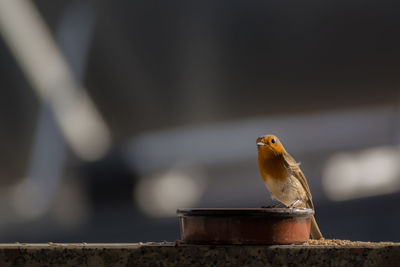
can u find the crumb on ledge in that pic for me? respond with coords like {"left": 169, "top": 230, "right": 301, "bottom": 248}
{"left": 302, "top": 238, "right": 395, "bottom": 246}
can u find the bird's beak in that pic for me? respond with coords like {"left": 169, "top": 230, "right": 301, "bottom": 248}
{"left": 257, "top": 142, "right": 265, "bottom": 146}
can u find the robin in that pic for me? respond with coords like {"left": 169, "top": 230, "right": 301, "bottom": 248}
{"left": 256, "top": 135, "right": 323, "bottom": 239}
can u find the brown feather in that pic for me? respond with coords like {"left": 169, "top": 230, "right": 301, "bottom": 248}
{"left": 282, "top": 152, "right": 323, "bottom": 239}
{"left": 282, "top": 152, "right": 314, "bottom": 209}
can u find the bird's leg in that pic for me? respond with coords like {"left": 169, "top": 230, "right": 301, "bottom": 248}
{"left": 288, "top": 200, "right": 300, "bottom": 209}
{"left": 261, "top": 202, "right": 285, "bottom": 208}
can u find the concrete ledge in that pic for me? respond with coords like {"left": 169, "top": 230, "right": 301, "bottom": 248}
{"left": 1, "top": 242, "right": 399, "bottom": 266}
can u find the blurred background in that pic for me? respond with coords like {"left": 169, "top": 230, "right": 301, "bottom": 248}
{"left": 0, "top": 0, "right": 400, "bottom": 242}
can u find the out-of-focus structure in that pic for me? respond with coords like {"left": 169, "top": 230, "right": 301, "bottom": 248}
{"left": 0, "top": 0, "right": 400, "bottom": 242}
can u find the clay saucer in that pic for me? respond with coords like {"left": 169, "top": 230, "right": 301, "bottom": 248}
{"left": 177, "top": 208, "right": 313, "bottom": 244}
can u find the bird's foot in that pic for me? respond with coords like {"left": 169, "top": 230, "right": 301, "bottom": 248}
{"left": 287, "top": 200, "right": 300, "bottom": 209}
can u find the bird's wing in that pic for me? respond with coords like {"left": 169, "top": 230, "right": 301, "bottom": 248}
{"left": 282, "top": 152, "right": 314, "bottom": 209}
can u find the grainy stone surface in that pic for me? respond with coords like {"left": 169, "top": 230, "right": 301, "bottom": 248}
{"left": 0, "top": 242, "right": 399, "bottom": 266}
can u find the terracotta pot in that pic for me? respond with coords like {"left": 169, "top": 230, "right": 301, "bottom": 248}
{"left": 177, "top": 208, "right": 313, "bottom": 245}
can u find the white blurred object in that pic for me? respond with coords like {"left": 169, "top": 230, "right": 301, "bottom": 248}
{"left": 323, "top": 146, "right": 400, "bottom": 201}
{"left": 0, "top": 0, "right": 106, "bottom": 221}
{"left": 11, "top": 178, "right": 50, "bottom": 219}
{"left": 135, "top": 164, "right": 207, "bottom": 217}
{"left": 126, "top": 106, "right": 395, "bottom": 173}
{"left": 0, "top": 0, "right": 110, "bottom": 161}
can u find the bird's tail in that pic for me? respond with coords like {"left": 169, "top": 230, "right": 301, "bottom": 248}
{"left": 310, "top": 215, "right": 323, "bottom": 239}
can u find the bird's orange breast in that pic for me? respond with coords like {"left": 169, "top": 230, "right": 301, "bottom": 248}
{"left": 258, "top": 153, "right": 288, "bottom": 182}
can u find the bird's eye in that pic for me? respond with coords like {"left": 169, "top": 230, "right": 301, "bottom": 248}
{"left": 271, "top": 138, "right": 276, "bottom": 144}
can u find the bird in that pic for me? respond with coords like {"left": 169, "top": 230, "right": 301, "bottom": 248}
{"left": 256, "top": 134, "right": 323, "bottom": 239}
